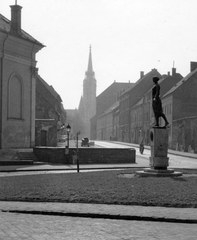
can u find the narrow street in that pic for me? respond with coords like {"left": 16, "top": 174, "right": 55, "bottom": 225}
{"left": 94, "top": 140, "right": 197, "bottom": 169}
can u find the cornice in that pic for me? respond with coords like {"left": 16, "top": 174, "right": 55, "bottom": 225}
{"left": 2, "top": 51, "right": 36, "bottom": 66}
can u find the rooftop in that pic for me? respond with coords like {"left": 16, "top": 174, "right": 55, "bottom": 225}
{"left": 0, "top": 13, "right": 44, "bottom": 46}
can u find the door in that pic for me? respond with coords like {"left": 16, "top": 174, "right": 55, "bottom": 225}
{"left": 41, "top": 130, "right": 47, "bottom": 146}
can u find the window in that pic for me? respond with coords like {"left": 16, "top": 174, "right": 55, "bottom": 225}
{"left": 8, "top": 75, "right": 23, "bottom": 119}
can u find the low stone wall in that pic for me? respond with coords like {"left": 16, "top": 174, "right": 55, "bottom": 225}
{"left": 33, "top": 147, "right": 136, "bottom": 164}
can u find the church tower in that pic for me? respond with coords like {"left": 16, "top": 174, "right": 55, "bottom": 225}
{"left": 78, "top": 46, "right": 96, "bottom": 138}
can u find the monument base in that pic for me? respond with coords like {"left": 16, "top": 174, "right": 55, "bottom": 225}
{"left": 135, "top": 127, "right": 183, "bottom": 177}
{"left": 135, "top": 168, "right": 183, "bottom": 177}
{"left": 149, "top": 156, "right": 169, "bottom": 169}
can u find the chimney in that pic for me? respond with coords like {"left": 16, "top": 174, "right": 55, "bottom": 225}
{"left": 172, "top": 68, "right": 176, "bottom": 77}
{"left": 10, "top": 4, "right": 22, "bottom": 34}
{"left": 190, "top": 62, "right": 197, "bottom": 72}
{"left": 140, "top": 71, "right": 144, "bottom": 79}
{"left": 167, "top": 71, "right": 170, "bottom": 76}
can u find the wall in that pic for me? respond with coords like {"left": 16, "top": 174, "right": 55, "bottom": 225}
{"left": 35, "top": 119, "right": 57, "bottom": 147}
{"left": 1, "top": 42, "right": 33, "bottom": 148}
{"left": 0, "top": 31, "right": 43, "bottom": 149}
{"left": 172, "top": 117, "right": 197, "bottom": 153}
{"left": 34, "top": 147, "right": 136, "bottom": 164}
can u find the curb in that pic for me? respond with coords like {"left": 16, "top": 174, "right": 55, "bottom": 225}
{"left": 2, "top": 209, "right": 197, "bottom": 224}
{"left": 0, "top": 166, "right": 141, "bottom": 173}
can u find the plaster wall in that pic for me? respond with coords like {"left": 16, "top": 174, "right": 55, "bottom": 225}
{"left": 1, "top": 56, "right": 32, "bottom": 148}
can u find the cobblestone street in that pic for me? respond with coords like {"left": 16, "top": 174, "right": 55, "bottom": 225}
{"left": 0, "top": 211, "right": 197, "bottom": 240}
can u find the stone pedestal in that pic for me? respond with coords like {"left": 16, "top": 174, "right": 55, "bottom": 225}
{"left": 149, "top": 127, "right": 169, "bottom": 169}
{"left": 136, "top": 127, "right": 182, "bottom": 177}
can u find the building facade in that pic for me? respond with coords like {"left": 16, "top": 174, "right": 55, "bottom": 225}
{"left": 0, "top": 4, "right": 44, "bottom": 148}
{"left": 119, "top": 69, "right": 161, "bottom": 143}
{"left": 97, "top": 101, "right": 119, "bottom": 140}
{"left": 91, "top": 81, "right": 133, "bottom": 140}
{"left": 35, "top": 73, "right": 63, "bottom": 147}
{"left": 163, "top": 62, "right": 197, "bottom": 152}
{"left": 129, "top": 69, "right": 182, "bottom": 145}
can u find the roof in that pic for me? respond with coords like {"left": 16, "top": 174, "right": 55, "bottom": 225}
{"left": 97, "top": 81, "right": 133, "bottom": 99}
{"left": 132, "top": 73, "right": 183, "bottom": 108}
{"left": 122, "top": 69, "right": 161, "bottom": 95}
{"left": 163, "top": 68, "right": 197, "bottom": 97}
{"left": 0, "top": 13, "right": 44, "bottom": 46}
{"left": 144, "top": 74, "right": 182, "bottom": 96}
{"left": 99, "top": 101, "right": 119, "bottom": 118}
{"left": 36, "top": 73, "right": 62, "bottom": 102}
{"left": 133, "top": 98, "right": 143, "bottom": 107}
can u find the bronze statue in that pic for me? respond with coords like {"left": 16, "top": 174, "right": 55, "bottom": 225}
{"left": 152, "top": 76, "right": 169, "bottom": 127}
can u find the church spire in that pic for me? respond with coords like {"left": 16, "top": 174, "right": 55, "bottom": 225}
{"left": 87, "top": 45, "right": 93, "bottom": 72}
{"left": 85, "top": 45, "right": 94, "bottom": 77}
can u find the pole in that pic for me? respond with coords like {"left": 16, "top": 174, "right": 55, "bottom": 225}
{"left": 76, "top": 131, "right": 80, "bottom": 172}
{"left": 67, "top": 132, "right": 69, "bottom": 148}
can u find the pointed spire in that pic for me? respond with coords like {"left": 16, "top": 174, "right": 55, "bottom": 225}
{"left": 87, "top": 45, "right": 93, "bottom": 72}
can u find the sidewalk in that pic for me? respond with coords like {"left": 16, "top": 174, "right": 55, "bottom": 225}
{"left": 0, "top": 161, "right": 149, "bottom": 172}
{"left": 0, "top": 201, "right": 197, "bottom": 223}
{"left": 115, "top": 141, "right": 197, "bottom": 159}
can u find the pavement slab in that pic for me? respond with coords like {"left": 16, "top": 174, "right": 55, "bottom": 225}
{"left": 0, "top": 201, "right": 197, "bottom": 223}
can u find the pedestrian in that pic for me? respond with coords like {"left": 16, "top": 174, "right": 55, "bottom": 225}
{"left": 152, "top": 76, "right": 169, "bottom": 127}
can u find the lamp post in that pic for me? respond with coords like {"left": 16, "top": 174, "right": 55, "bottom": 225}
{"left": 76, "top": 131, "right": 80, "bottom": 172}
{"left": 66, "top": 124, "right": 71, "bottom": 148}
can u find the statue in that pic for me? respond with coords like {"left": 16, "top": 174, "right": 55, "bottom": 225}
{"left": 152, "top": 76, "right": 169, "bottom": 127}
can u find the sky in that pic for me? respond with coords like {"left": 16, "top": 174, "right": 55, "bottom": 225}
{"left": 2, "top": 0, "right": 197, "bottom": 109}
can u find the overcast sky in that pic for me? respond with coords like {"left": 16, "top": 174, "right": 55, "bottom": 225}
{"left": 2, "top": 0, "right": 197, "bottom": 109}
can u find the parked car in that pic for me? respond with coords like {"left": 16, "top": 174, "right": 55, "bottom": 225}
{"left": 59, "top": 135, "right": 67, "bottom": 142}
{"left": 81, "top": 137, "right": 90, "bottom": 147}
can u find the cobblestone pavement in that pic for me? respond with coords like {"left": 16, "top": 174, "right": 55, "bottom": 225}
{"left": 0, "top": 211, "right": 197, "bottom": 240}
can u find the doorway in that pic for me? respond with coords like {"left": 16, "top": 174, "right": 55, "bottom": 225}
{"left": 41, "top": 130, "right": 47, "bottom": 146}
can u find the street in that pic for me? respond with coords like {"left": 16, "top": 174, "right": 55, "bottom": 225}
{"left": 94, "top": 140, "right": 197, "bottom": 169}
{"left": 0, "top": 211, "right": 197, "bottom": 240}
{"left": 0, "top": 140, "right": 197, "bottom": 239}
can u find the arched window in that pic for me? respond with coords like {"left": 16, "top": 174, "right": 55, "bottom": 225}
{"left": 8, "top": 75, "right": 23, "bottom": 119}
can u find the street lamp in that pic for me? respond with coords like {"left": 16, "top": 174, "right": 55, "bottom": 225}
{"left": 66, "top": 124, "right": 71, "bottom": 148}
{"left": 76, "top": 131, "right": 80, "bottom": 172}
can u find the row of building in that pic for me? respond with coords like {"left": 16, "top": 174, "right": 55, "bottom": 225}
{"left": 89, "top": 63, "right": 197, "bottom": 153}
{"left": 67, "top": 43, "right": 197, "bottom": 153}
{"left": 0, "top": 4, "right": 66, "bottom": 149}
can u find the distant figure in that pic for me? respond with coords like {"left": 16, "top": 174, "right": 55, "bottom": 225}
{"left": 152, "top": 76, "right": 169, "bottom": 127}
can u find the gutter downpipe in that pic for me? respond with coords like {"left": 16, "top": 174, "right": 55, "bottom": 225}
{"left": 0, "top": 33, "right": 9, "bottom": 149}
{"left": 30, "top": 41, "right": 36, "bottom": 148}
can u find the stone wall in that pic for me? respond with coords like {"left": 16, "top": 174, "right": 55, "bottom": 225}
{"left": 33, "top": 147, "right": 136, "bottom": 164}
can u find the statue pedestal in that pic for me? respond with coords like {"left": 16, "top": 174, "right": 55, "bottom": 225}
{"left": 136, "top": 127, "right": 182, "bottom": 177}
{"left": 149, "top": 127, "right": 169, "bottom": 169}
